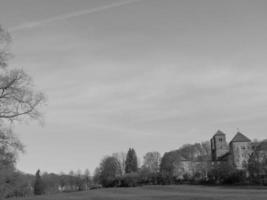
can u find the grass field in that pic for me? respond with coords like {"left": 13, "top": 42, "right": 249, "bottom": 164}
{"left": 14, "top": 185, "right": 267, "bottom": 200}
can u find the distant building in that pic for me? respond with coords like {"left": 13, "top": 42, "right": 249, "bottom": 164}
{"left": 211, "top": 130, "right": 253, "bottom": 169}
{"left": 172, "top": 130, "right": 266, "bottom": 181}
{"left": 210, "top": 130, "right": 229, "bottom": 162}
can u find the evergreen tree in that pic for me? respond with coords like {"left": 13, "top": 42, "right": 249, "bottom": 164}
{"left": 34, "top": 169, "right": 45, "bottom": 195}
{"left": 125, "top": 148, "right": 138, "bottom": 173}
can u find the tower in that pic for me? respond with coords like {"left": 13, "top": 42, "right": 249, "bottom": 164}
{"left": 211, "top": 130, "right": 229, "bottom": 161}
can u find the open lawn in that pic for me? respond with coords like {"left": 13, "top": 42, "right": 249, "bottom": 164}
{"left": 14, "top": 185, "right": 267, "bottom": 200}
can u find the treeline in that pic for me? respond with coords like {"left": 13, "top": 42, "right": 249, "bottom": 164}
{"left": 160, "top": 142, "right": 211, "bottom": 184}
{"left": 0, "top": 168, "right": 92, "bottom": 198}
{"left": 33, "top": 169, "right": 92, "bottom": 195}
{"left": 93, "top": 142, "right": 267, "bottom": 188}
{"left": 1, "top": 141, "right": 267, "bottom": 199}
{"left": 93, "top": 143, "right": 212, "bottom": 187}
{"left": 92, "top": 148, "right": 162, "bottom": 187}
{"left": 0, "top": 169, "right": 33, "bottom": 198}
{"left": 0, "top": 125, "right": 92, "bottom": 199}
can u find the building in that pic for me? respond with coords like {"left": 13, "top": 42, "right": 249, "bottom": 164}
{"left": 172, "top": 130, "right": 266, "bottom": 181}
{"left": 211, "top": 130, "right": 253, "bottom": 169}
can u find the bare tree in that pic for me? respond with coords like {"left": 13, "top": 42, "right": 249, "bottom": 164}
{"left": 142, "top": 151, "right": 161, "bottom": 173}
{"left": 0, "top": 26, "right": 46, "bottom": 123}
{"left": 112, "top": 152, "right": 126, "bottom": 175}
{"left": 0, "top": 25, "right": 46, "bottom": 199}
{"left": 0, "top": 68, "right": 46, "bottom": 122}
{"left": 0, "top": 25, "right": 45, "bottom": 159}
{"left": 84, "top": 169, "right": 91, "bottom": 190}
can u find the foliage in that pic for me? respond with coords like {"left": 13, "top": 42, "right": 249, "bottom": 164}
{"left": 33, "top": 170, "right": 92, "bottom": 194}
{"left": 4, "top": 171, "right": 33, "bottom": 198}
{"left": 0, "top": 112, "right": 25, "bottom": 199}
{"left": 142, "top": 152, "right": 161, "bottom": 174}
{"left": 97, "top": 156, "right": 121, "bottom": 187}
{"left": 248, "top": 151, "right": 267, "bottom": 184}
{"left": 112, "top": 152, "right": 126, "bottom": 175}
{"left": 84, "top": 169, "right": 92, "bottom": 190}
{"left": 125, "top": 148, "right": 138, "bottom": 174}
{"left": 0, "top": 170, "right": 33, "bottom": 199}
{"left": 119, "top": 172, "right": 140, "bottom": 187}
{"left": 160, "top": 142, "right": 211, "bottom": 184}
{"left": 93, "top": 167, "right": 101, "bottom": 185}
{"left": 34, "top": 170, "right": 45, "bottom": 195}
{"left": 139, "top": 167, "right": 161, "bottom": 185}
{"left": 160, "top": 152, "right": 176, "bottom": 184}
{"left": 207, "top": 162, "right": 246, "bottom": 184}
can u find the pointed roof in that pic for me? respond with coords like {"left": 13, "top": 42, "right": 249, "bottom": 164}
{"left": 213, "top": 130, "right": 225, "bottom": 137}
{"left": 230, "top": 132, "right": 251, "bottom": 143}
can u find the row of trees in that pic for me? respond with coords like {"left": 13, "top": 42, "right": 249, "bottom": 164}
{"left": 93, "top": 143, "right": 267, "bottom": 187}
{"left": 93, "top": 148, "right": 162, "bottom": 187}
{"left": 23, "top": 144, "right": 213, "bottom": 195}
{"left": 3, "top": 144, "right": 265, "bottom": 198}
{"left": 93, "top": 142, "right": 212, "bottom": 187}
{"left": 247, "top": 150, "right": 267, "bottom": 185}
{"left": 0, "top": 168, "right": 93, "bottom": 198}
{"left": 93, "top": 143, "right": 208, "bottom": 186}
{"left": 33, "top": 169, "right": 92, "bottom": 195}
{"left": 159, "top": 142, "right": 211, "bottom": 184}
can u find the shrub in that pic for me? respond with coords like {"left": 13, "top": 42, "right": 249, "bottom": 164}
{"left": 119, "top": 173, "right": 140, "bottom": 187}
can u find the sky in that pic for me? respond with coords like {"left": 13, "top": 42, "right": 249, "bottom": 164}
{"left": 1, "top": 0, "right": 267, "bottom": 174}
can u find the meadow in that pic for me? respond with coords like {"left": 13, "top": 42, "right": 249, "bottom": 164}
{"left": 13, "top": 185, "right": 267, "bottom": 200}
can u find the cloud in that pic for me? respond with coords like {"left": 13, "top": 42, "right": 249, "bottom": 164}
{"left": 9, "top": 0, "right": 144, "bottom": 32}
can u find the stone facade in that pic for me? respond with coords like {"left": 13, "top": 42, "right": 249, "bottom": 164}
{"left": 211, "top": 130, "right": 252, "bottom": 169}
{"left": 173, "top": 131, "right": 266, "bottom": 180}
{"left": 210, "top": 130, "right": 229, "bottom": 161}
{"left": 230, "top": 141, "right": 252, "bottom": 169}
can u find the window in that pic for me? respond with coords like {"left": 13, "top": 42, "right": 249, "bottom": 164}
{"left": 219, "top": 138, "right": 223, "bottom": 142}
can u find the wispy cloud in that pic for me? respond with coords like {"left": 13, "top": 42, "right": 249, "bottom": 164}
{"left": 9, "top": 0, "right": 144, "bottom": 32}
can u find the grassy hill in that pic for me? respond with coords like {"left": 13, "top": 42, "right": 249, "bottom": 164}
{"left": 12, "top": 185, "right": 267, "bottom": 200}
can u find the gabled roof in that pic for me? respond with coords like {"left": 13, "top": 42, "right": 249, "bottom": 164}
{"left": 230, "top": 132, "right": 251, "bottom": 143}
{"left": 214, "top": 130, "right": 225, "bottom": 137}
